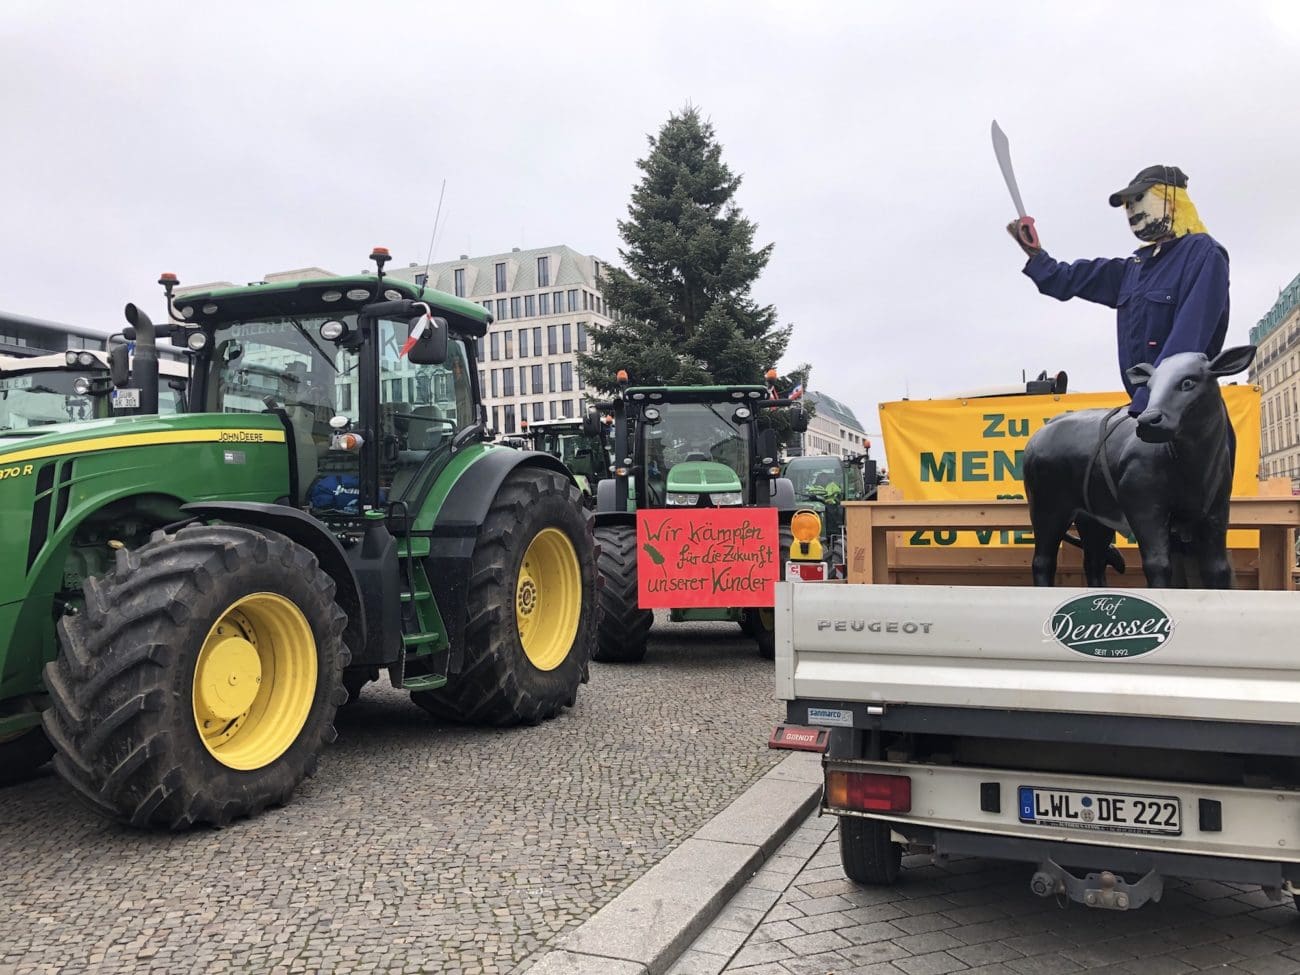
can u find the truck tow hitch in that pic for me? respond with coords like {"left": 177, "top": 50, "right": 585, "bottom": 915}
{"left": 1030, "top": 860, "right": 1164, "bottom": 911}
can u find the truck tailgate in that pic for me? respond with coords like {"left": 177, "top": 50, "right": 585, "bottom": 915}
{"left": 775, "top": 583, "right": 1300, "bottom": 724}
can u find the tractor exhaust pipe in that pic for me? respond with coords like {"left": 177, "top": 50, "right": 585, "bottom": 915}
{"left": 123, "top": 303, "right": 159, "bottom": 415}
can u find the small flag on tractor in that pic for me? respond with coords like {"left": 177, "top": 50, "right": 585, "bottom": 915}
{"left": 399, "top": 314, "right": 430, "bottom": 358}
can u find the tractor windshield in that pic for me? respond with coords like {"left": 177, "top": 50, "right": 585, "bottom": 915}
{"left": 785, "top": 457, "right": 844, "bottom": 502}
{"left": 642, "top": 402, "right": 749, "bottom": 503}
{"left": 0, "top": 371, "right": 100, "bottom": 428}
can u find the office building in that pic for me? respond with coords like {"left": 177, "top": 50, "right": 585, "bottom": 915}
{"left": 1249, "top": 272, "right": 1300, "bottom": 485}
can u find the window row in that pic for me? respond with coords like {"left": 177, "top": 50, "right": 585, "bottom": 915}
{"left": 479, "top": 362, "right": 581, "bottom": 397}
{"left": 476, "top": 323, "right": 588, "bottom": 362}
{"left": 474, "top": 288, "right": 604, "bottom": 321}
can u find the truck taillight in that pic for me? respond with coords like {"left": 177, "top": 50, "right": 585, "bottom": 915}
{"left": 826, "top": 770, "right": 912, "bottom": 813}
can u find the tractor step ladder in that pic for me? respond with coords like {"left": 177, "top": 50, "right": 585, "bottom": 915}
{"left": 392, "top": 533, "right": 450, "bottom": 692}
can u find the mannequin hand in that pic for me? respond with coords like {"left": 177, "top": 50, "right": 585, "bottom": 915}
{"left": 1006, "top": 219, "right": 1042, "bottom": 257}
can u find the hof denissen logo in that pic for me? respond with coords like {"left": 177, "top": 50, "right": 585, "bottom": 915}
{"left": 1045, "top": 593, "right": 1173, "bottom": 659}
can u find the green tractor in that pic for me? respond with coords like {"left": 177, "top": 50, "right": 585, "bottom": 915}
{"left": 0, "top": 349, "right": 190, "bottom": 427}
{"left": 591, "top": 378, "right": 813, "bottom": 662}
{"left": 0, "top": 248, "right": 597, "bottom": 826}
{"left": 520, "top": 415, "right": 612, "bottom": 507}
{"left": 781, "top": 448, "right": 879, "bottom": 578}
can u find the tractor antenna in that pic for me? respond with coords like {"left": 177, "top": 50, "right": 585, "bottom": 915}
{"left": 421, "top": 179, "right": 447, "bottom": 290}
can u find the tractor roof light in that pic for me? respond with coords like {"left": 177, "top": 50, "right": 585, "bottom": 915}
{"left": 76, "top": 351, "right": 97, "bottom": 367}
{"left": 791, "top": 510, "right": 823, "bottom": 544}
{"left": 73, "top": 377, "right": 91, "bottom": 395}
{"left": 616, "top": 369, "right": 629, "bottom": 385}
{"left": 319, "top": 320, "right": 347, "bottom": 341}
{"left": 765, "top": 368, "right": 778, "bottom": 382}
{"left": 187, "top": 331, "right": 209, "bottom": 351}
{"left": 65, "top": 351, "right": 78, "bottom": 366}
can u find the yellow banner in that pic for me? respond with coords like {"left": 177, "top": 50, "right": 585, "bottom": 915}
{"left": 879, "top": 386, "right": 1261, "bottom": 547}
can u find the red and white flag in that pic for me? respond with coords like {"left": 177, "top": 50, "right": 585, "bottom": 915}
{"left": 400, "top": 313, "right": 430, "bottom": 357}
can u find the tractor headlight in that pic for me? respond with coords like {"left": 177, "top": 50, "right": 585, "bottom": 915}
{"left": 65, "top": 351, "right": 78, "bottom": 366}
{"left": 187, "top": 331, "right": 209, "bottom": 351}
{"left": 667, "top": 492, "right": 700, "bottom": 506}
{"left": 710, "top": 491, "right": 743, "bottom": 506}
{"left": 73, "top": 377, "right": 91, "bottom": 395}
{"left": 76, "top": 351, "right": 96, "bottom": 367}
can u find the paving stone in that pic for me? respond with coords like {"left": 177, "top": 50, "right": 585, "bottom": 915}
{"left": 892, "top": 952, "right": 967, "bottom": 975}
{"left": 780, "top": 930, "right": 853, "bottom": 956}
{"left": 0, "top": 619, "right": 788, "bottom": 975}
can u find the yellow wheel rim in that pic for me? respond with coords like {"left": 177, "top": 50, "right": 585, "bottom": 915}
{"left": 192, "top": 593, "right": 317, "bottom": 771}
{"left": 515, "top": 527, "right": 582, "bottom": 672}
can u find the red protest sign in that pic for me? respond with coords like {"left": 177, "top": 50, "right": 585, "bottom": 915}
{"left": 636, "top": 507, "right": 779, "bottom": 609}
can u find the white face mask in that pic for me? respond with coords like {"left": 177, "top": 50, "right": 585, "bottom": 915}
{"left": 1125, "top": 190, "right": 1173, "bottom": 243}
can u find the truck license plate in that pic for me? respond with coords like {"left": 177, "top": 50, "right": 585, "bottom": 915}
{"left": 1018, "top": 786, "right": 1181, "bottom": 836}
{"left": 786, "top": 561, "right": 826, "bottom": 582}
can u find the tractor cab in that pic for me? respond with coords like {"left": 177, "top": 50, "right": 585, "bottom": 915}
{"left": 781, "top": 446, "right": 879, "bottom": 576}
{"left": 0, "top": 350, "right": 189, "bottom": 431}
{"left": 520, "top": 416, "right": 610, "bottom": 506}
{"left": 601, "top": 385, "right": 792, "bottom": 515}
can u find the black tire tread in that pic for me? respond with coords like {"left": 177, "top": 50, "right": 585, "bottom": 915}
{"left": 592, "top": 524, "right": 652, "bottom": 663}
{"left": 839, "top": 815, "right": 902, "bottom": 886}
{"left": 412, "top": 468, "right": 595, "bottom": 725}
{"left": 42, "top": 524, "right": 348, "bottom": 829}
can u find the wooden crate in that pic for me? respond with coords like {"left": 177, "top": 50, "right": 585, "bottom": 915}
{"left": 843, "top": 482, "right": 1299, "bottom": 591}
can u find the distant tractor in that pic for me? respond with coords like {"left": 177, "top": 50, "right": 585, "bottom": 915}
{"left": 0, "top": 249, "right": 597, "bottom": 826}
{"left": 592, "top": 375, "right": 814, "bottom": 662}
{"left": 521, "top": 414, "right": 612, "bottom": 507}
{"left": 0, "top": 349, "right": 190, "bottom": 428}
{"left": 782, "top": 448, "right": 879, "bottom": 577}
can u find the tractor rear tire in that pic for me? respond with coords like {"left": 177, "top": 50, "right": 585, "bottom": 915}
{"left": 411, "top": 467, "right": 595, "bottom": 725}
{"left": 753, "top": 525, "right": 794, "bottom": 660}
{"left": 0, "top": 727, "right": 55, "bottom": 786}
{"left": 839, "top": 815, "right": 902, "bottom": 886}
{"left": 591, "top": 524, "right": 652, "bottom": 663}
{"left": 42, "top": 525, "right": 348, "bottom": 829}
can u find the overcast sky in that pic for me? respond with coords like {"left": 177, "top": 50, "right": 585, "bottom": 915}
{"left": 4, "top": 1, "right": 1300, "bottom": 440}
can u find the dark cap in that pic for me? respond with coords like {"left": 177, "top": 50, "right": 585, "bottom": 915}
{"left": 1109, "top": 165, "right": 1188, "bottom": 207}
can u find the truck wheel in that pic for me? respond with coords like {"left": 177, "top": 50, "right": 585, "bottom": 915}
{"left": 839, "top": 815, "right": 902, "bottom": 886}
{"left": 42, "top": 525, "right": 348, "bottom": 829}
{"left": 412, "top": 467, "right": 596, "bottom": 725}
{"left": 0, "top": 727, "right": 55, "bottom": 786}
{"left": 753, "top": 525, "right": 794, "bottom": 659}
{"left": 591, "top": 524, "right": 652, "bottom": 663}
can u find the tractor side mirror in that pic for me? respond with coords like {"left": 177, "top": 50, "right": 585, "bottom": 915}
{"left": 790, "top": 405, "right": 810, "bottom": 434}
{"left": 755, "top": 429, "right": 780, "bottom": 469}
{"left": 406, "top": 315, "right": 449, "bottom": 365}
{"left": 108, "top": 343, "right": 130, "bottom": 388}
{"left": 582, "top": 407, "right": 602, "bottom": 437}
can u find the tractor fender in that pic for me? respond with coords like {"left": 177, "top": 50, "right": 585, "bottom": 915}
{"left": 771, "top": 476, "right": 797, "bottom": 511}
{"left": 429, "top": 448, "right": 576, "bottom": 673}
{"left": 180, "top": 501, "right": 366, "bottom": 655}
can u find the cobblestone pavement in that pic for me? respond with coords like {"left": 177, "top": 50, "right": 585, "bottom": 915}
{"left": 0, "top": 617, "right": 784, "bottom": 975}
{"left": 671, "top": 810, "right": 1300, "bottom": 975}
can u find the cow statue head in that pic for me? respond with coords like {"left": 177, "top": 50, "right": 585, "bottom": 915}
{"left": 1126, "top": 346, "right": 1256, "bottom": 444}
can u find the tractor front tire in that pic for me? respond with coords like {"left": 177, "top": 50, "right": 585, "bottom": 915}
{"left": 43, "top": 525, "right": 348, "bottom": 829}
{"left": 412, "top": 467, "right": 596, "bottom": 725}
{"left": 592, "top": 524, "right": 653, "bottom": 663}
{"left": 0, "top": 727, "right": 55, "bottom": 786}
{"left": 839, "top": 815, "right": 902, "bottom": 886}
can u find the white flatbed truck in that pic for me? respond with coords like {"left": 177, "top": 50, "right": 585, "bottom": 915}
{"left": 775, "top": 581, "right": 1300, "bottom": 910}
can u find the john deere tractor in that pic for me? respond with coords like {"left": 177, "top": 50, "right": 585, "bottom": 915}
{"left": 0, "top": 248, "right": 597, "bottom": 826}
{"left": 782, "top": 449, "right": 879, "bottom": 577}
{"left": 591, "top": 378, "right": 814, "bottom": 662}
{"left": 520, "top": 414, "right": 611, "bottom": 507}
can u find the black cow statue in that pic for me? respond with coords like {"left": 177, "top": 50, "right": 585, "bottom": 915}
{"left": 1024, "top": 345, "right": 1256, "bottom": 589}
